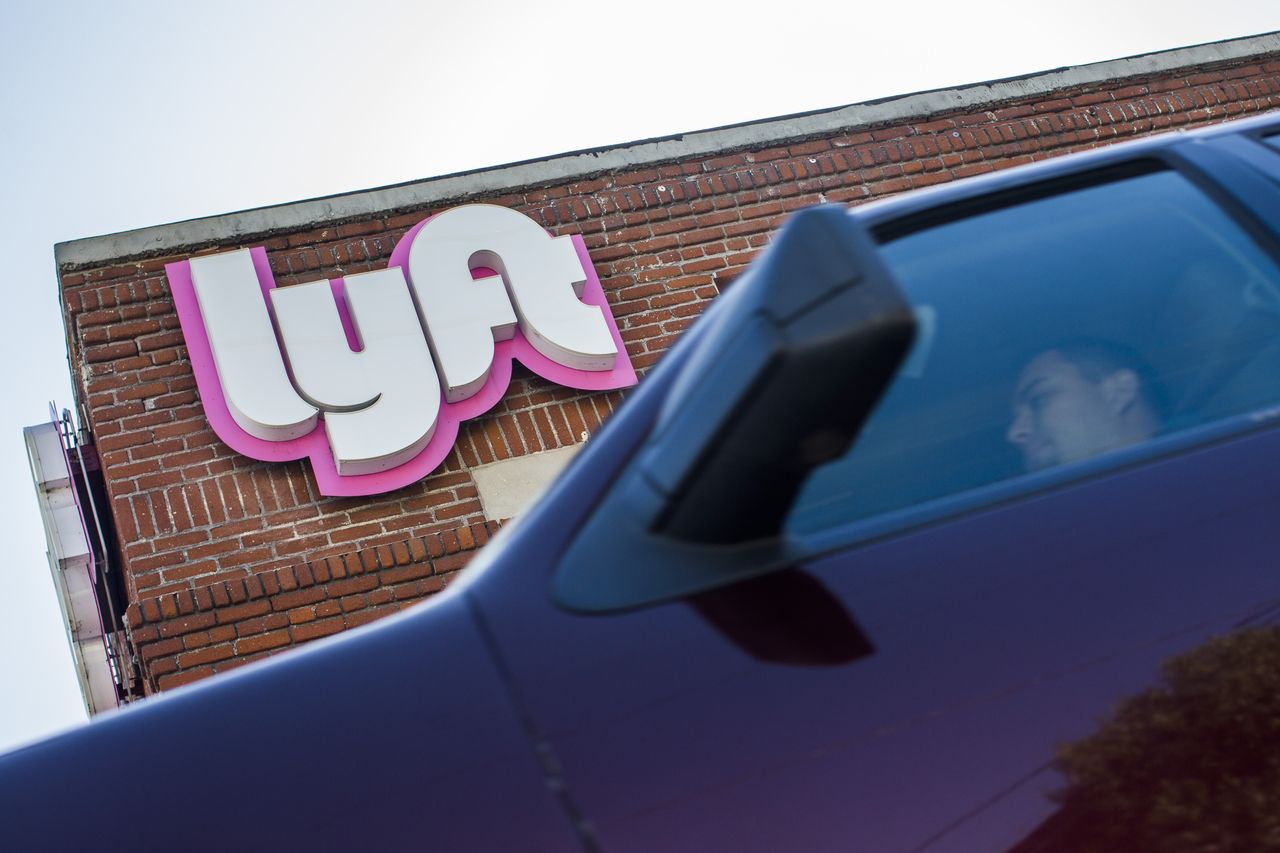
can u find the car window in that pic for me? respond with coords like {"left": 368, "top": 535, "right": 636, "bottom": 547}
{"left": 787, "top": 167, "right": 1280, "bottom": 535}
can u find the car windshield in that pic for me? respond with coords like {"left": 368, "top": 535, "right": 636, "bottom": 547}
{"left": 788, "top": 167, "right": 1280, "bottom": 535}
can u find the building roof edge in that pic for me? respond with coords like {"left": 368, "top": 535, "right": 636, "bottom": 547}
{"left": 55, "top": 31, "right": 1280, "bottom": 269}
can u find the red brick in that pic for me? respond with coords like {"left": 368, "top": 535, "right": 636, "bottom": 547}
{"left": 347, "top": 608, "right": 392, "bottom": 629}
{"left": 310, "top": 560, "right": 331, "bottom": 583}
{"left": 315, "top": 601, "right": 342, "bottom": 619}
{"left": 434, "top": 553, "right": 471, "bottom": 574}
{"left": 271, "top": 587, "right": 326, "bottom": 611}
{"left": 375, "top": 545, "right": 394, "bottom": 570}
{"left": 342, "top": 554, "right": 362, "bottom": 577}
{"left": 85, "top": 341, "right": 138, "bottom": 363}
{"left": 277, "top": 567, "right": 299, "bottom": 592}
{"left": 288, "top": 607, "right": 316, "bottom": 625}
{"left": 157, "top": 667, "right": 215, "bottom": 691}
{"left": 292, "top": 617, "right": 345, "bottom": 643}
{"left": 177, "top": 644, "right": 234, "bottom": 668}
{"left": 214, "top": 599, "right": 271, "bottom": 625}
{"left": 329, "top": 575, "right": 379, "bottom": 597}
{"left": 380, "top": 562, "right": 432, "bottom": 585}
{"left": 390, "top": 541, "right": 411, "bottom": 566}
{"left": 235, "top": 630, "right": 291, "bottom": 655}
{"left": 290, "top": 561, "right": 313, "bottom": 587}
{"left": 148, "top": 658, "right": 177, "bottom": 678}
{"left": 183, "top": 631, "right": 211, "bottom": 650}
{"left": 140, "top": 637, "right": 183, "bottom": 662}
{"left": 157, "top": 611, "right": 217, "bottom": 638}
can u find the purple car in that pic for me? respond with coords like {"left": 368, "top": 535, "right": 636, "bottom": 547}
{"left": 7, "top": 112, "right": 1280, "bottom": 852}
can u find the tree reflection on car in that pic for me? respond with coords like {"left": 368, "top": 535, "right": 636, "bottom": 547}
{"left": 1014, "top": 623, "right": 1280, "bottom": 852}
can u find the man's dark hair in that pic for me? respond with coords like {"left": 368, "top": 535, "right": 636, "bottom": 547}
{"left": 1050, "top": 338, "right": 1168, "bottom": 421}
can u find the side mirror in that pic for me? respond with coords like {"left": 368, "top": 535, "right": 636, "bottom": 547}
{"left": 640, "top": 205, "right": 917, "bottom": 544}
{"left": 554, "top": 205, "right": 916, "bottom": 612}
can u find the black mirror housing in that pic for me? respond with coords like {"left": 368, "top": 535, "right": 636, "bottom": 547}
{"left": 554, "top": 204, "right": 915, "bottom": 612}
{"left": 643, "top": 205, "right": 917, "bottom": 543}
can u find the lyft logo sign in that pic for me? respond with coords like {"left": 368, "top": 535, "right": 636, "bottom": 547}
{"left": 166, "top": 204, "right": 636, "bottom": 496}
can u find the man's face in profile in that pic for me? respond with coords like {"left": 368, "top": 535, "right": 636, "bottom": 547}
{"left": 1007, "top": 350, "right": 1146, "bottom": 471}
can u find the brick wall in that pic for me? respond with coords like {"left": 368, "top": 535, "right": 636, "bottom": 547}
{"left": 124, "top": 522, "right": 497, "bottom": 692}
{"left": 57, "top": 51, "right": 1280, "bottom": 696}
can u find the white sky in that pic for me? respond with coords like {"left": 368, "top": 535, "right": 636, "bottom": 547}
{"left": 1, "top": 0, "right": 1276, "bottom": 754}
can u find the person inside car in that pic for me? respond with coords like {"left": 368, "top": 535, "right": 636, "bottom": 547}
{"left": 1007, "top": 340, "right": 1164, "bottom": 472}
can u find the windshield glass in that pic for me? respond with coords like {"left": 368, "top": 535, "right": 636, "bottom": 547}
{"left": 788, "top": 168, "right": 1280, "bottom": 535}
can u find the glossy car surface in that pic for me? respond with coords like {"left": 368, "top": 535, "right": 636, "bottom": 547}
{"left": 6, "top": 112, "right": 1280, "bottom": 852}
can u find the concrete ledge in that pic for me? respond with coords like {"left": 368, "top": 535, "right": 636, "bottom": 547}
{"left": 55, "top": 31, "right": 1280, "bottom": 270}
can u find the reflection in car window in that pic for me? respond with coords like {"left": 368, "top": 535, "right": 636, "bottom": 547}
{"left": 788, "top": 169, "right": 1280, "bottom": 535}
